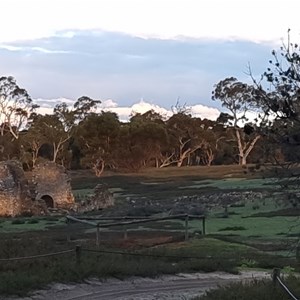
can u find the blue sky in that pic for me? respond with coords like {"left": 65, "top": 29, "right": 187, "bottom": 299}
{"left": 1, "top": 0, "right": 299, "bottom": 119}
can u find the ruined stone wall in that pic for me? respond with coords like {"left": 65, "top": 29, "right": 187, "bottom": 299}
{"left": 0, "top": 161, "right": 31, "bottom": 217}
{"left": 78, "top": 183, "right": 114, "bottom": 213}
{"left": 32, "top": 162, "right": 74, "bottom": 209}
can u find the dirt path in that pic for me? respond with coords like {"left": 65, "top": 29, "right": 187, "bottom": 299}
{"left": 5, "top": 271, "right": 270, "bottom": 300}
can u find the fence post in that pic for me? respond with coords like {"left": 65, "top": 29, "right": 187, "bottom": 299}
{"left": 296, "top": 246, "right": 300, "bottom": 262}
{"left": 185, "top": 214, "right": 189, "bottom": 241}
{"left": 96, "top": 225, "right": 100, "bottom": 247}
{"left": 202, "top": 217, "right": 206, "bottom": 235}
{"left": 66, "top": 218, "right": 71, "bottom": 242}
{"left": 75, "top": 245, "right": 81, "bottom": 265}
{"left": 123, "top": 227, "right": 128, "bottom": 240}
{"left": 272, "top": 268, "right": 280, "bottom": 286}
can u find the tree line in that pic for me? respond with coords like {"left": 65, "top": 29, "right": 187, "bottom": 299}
{"left": 1, "top": 31, "right": 300, "bottom": 175}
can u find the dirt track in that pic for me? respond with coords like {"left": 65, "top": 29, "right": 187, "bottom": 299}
{"left": 7, "top": 271, "right": 270, "bottom": 300}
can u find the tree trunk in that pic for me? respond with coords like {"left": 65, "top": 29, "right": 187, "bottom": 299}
{"left": 235, "top": 128, "right": 260, "bottom": 166}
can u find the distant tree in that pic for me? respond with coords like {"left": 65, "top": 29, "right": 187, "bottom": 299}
{"left": 77, "top": 111, "right": 120, "bottom": 176}
{"left": 129, "top": 110, "right": 167, "bottom": 168}
{"left": 25, "top": 114, "right": 72, "bottom": 164}
{"left": 212, "top": 77, "right": 262, "bottom": 166}
{"left": 0, "top": 76, "right": 38, "bottom": 139}
{"left": 163, "top": 113, "right": 213, "bottom": 167}
{"left": 73, "top": 96, "right": 101, "bottom": 122}
{"left": 196, "top": 119, "right": 226, "bottom": 166}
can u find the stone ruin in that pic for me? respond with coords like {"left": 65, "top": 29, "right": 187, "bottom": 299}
{"left": 78, "top": 183, "right": 114, "bottom": 213}
{"left": 31, "top": 162, "right": 75, "bottom": 211}
{"left": 0, "top": 160, "right": 115, "bottom": 217}
{"left": 0, "top": 161, "right": 32, "bottom": 217}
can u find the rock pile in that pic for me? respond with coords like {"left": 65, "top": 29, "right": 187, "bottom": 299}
{"left": 78, "top": 183, "right": 114, "bottom": 213}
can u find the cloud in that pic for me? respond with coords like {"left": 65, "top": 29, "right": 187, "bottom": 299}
{"left": 35, "top": 98, "right": 220, "bottom": 122}
{"left": 0, "top": 30, "right": 273, "bottom": 110}
{"left": 100, "top": 99, "right": 118, "bottom": 109}
{"left": 190, "top": 104, "right": 220, "bottom": 120}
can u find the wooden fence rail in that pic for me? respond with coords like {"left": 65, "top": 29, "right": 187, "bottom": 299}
{"left": 66, "top": 214, "right": 206, "bottom": 246}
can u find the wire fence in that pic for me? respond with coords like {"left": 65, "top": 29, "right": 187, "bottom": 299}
{"left": 0, "top": 247, "right": 299, "bottom": 299}
{"left": 0, "top": 249, "right": 74, "bottom": 262}
{"left": 272, "top": 268, "right": 299, "bottom": 300}
{"left": 66, "top": 214, "right": 206, "bottom": 246}
{"left": 0, "top": 246, "right": 228, "bottom": 263}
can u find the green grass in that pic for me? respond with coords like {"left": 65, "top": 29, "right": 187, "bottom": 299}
{"left": 1, "top": 166, "right": 299, "bottom": 296}
{"left": 0, "top": 236, "right": 294, "bottom": 296}
{"left": 196, "top": 276, "right": 300, "bottom": 300}
{"left": 0, "top": 217, "right": 65, "bottom": 232}
{"left": 180, "top": 178, "right": 276, "bottom": 190}
{"left": 205, "top": 215, "right": 300, "bottom": 237}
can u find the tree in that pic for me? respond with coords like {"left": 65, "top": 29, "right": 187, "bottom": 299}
{"left": 249, "top": 30, "right": 300, "bottom": 165}
{"left": 163, "top": 113, "right": 210, "bottom": 167}
{"left": 196, "top": 119, "right": 226, "bottom": 166}
{"left": 212, "top": 77, "right": 261, "bottom": 166}
{"left": 73, "top": 96, "right": 101, "bottom": 122}
{"left": 0, "top": 76, "right": 38, "bottom": 139}
{"left": 129, "top": 110, "right": 167, "bottom": 168}
{"left": 77, "top": 111, "right": 120, "bottom": 176}
{"left": 25, "top": 114, "right": 72, "bottom": 164}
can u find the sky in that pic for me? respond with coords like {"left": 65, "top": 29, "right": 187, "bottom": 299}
{"left": 1, "top": 0, "right": 300, "bottom": 120}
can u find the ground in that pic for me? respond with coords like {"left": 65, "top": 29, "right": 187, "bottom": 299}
{"left": 0, "top": 165, "right": 299, "bottom": 298}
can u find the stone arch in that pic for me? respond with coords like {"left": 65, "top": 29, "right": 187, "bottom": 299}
{"left": 41, "top": 195, "right": 54, "bottom": 208}
{"left": 36, "top": 193, "right": 55, "bottom": 208}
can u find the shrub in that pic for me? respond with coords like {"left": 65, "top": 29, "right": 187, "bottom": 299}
{"left": 44, "top": 217, "right": 59, "bottom": 222}
{"left": 218, "top": 226, "right": 246, "bottom": 231}
{"left": 11, "top": 219, "right": 25, "bottom": 225}
{"left": 26, "top": 219, "right": 39, "bottom": 224}
{"left": 195, "top": 277, "right": 300, "bottom": 300}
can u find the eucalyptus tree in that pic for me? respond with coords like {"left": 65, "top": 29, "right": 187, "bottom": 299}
{"left": 0, "top": 76, "right": 38, "bottom": 139}
{"left": 129, "top": 110, "right": 167, "bottom": 168}
{"left": 212, "top": 77, "right": 261, "bottom": 166}
{"left": 249, "top": 30, "right": 300, "bottom": 165}
{"left": 24, "top": 114, "right": 72, "bottom": 164}
{"left": 77, "top": 111, "right": 120, "bottom": 176}
{"left": 164, "top": 113, "right": 213, "bottom": 167}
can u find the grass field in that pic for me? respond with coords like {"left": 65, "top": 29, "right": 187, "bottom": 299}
{"left": 0, "top": 165, "right": 300, "bottom": 296}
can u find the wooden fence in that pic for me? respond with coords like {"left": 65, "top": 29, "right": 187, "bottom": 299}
{"left": 66, "top": 214, "right": 206, "bottom": 246}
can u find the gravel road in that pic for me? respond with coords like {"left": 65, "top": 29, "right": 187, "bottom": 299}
{"left": 4, "top": 271, "right": 270, "bottom": 300}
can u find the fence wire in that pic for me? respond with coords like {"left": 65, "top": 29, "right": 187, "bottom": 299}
{"left": 276, "top": 275, "right": 299, "bottom": 300}
{"left": 0, "top": 249, "right": 74, "bottom": 262}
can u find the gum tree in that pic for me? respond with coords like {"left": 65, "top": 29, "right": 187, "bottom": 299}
{"left": 212, "top": 77, "right": 261, "bottom": 166}
{"left": 0, "top": 76, "right": 38, "bottom": 139}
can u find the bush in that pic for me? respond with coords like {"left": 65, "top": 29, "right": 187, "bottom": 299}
{"left": 43, "top": 216, "right": 59, "bottom": 222}
{"left": 196, "top": 277, "right": 300, "bottom": 300}
{"left": 26, "top": 219, "right": 39, "bottom": 224}
{"left": 11, "top": 219, "right": 25, "bottom": 225}
{"left": 218, "top": 226, "right": 246, "bottom": 231}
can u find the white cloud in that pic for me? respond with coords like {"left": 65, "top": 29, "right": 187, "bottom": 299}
{"left": 104, "top": 100, "right": 173, "bottom": 122}
{"left": 0, "top": 0, "right": 298, "bottom": 44}
{"left": 34, "top": 98, "right": 220, "bottom": 122}
{"left": 100, "top": 99, "right": 118, "bottom": 109}
{"left": 190, "top": 104, "right": 220, "bottom": 120}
